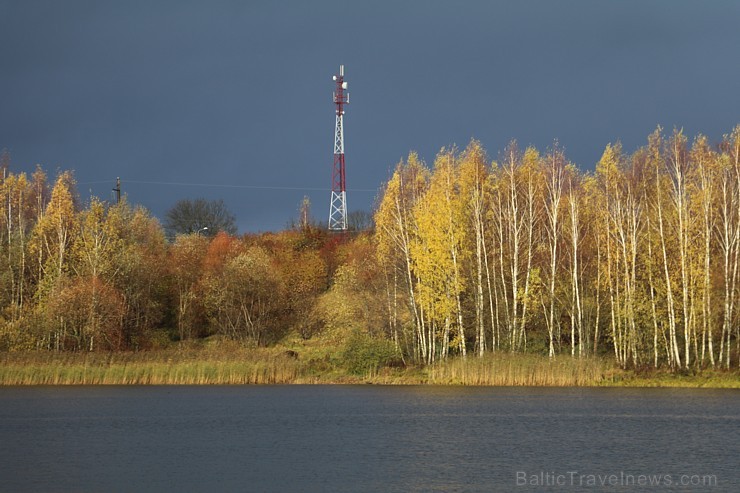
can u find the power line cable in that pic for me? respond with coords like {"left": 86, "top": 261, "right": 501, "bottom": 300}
{"left": 77, "top": 179, "right": 377, "bottom": 193}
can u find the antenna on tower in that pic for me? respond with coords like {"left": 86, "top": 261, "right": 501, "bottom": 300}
{"left": 328, "top": 64, "right": 349, "bottom": 231}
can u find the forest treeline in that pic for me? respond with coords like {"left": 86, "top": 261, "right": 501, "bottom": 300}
{"left": 0, "top": 163, "right": 334, "bottom": 353}
{"left": 1, "top": 126, "right": 739, "bottom": 371}
{"left": 376, "top": 126, "right": 740, "bottom": 370}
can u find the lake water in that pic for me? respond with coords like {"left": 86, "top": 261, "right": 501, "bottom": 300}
{"left": 0, "top": 386, "right": 738, "bottom": 492}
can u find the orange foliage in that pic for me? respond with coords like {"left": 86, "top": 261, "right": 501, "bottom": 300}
{"left": 203, "top": 231, "right": 241, "bottom": 273}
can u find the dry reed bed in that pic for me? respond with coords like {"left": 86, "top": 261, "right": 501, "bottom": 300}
{"left": 0, "top": 350, "right": 608, "bottom": 386}
{"left": 426, "top": 354, "right": 609, "bottom": 386}
{"left": 2, "top": 350, "right": 737, "bottom": 386}
{"left": 0, "top": 349, "right": 300, "bottom": 385}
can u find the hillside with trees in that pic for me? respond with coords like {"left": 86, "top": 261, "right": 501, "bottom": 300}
{"left": 1, "top": 126, "right": 740, "bottom": 377}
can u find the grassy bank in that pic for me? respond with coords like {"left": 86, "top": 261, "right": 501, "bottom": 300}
{"left": 1, "top": 345, "right": 739, "bottom": 387}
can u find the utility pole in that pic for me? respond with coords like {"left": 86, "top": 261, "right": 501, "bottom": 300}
{"left": 300, "top": 195, "right": 311, "bottom": 231}
{"left": 328, "top": 65, "right": 349, "bottom": 231}
{"left": 112, "top": 177, "right": 121, "bottom": 204}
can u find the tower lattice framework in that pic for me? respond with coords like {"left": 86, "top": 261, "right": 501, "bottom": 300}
{"left": 328, "top": 65, "right": 349, "bottom": 231}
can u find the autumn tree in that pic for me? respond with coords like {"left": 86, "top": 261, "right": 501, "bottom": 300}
{"left": 542, "top": 144, "right": 566, "bottom": 357}
{"left": 718, "top": 126, "right": 740, "bottom": 368}
{"left": 564, "top": 163, "right": 585, "bottom": 357}
{"left": 374, "top": 152, "right": 429, "bottom": 361}
{"left": 412, "top": 148, "right": 467, "bottom": 360}
{"left": 29, "top": 171, "right": 78, "bottom": 283}
{"left": 491, "top": 143, "right": 542, "bottom": 352}
{"left": 113, "top": 203, "right": 169, "bottom": 346}
{"left": 458, "top": 140, "right": 492, "bottom": 356}
{"left": 203, "top": 245, "right": 284, "bottom": 345}
{"left": 170, "top": 234, "right": 209, "bottom": 341}
{"left": 0, "top": 169, "right": 40, "bottom": 320}
{"left": 43, "top": 276, "right": 125, "bottom": 351}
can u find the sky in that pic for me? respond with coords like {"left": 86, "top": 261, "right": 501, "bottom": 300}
{"left": 1, "top": 0, "right": 739, "bottom": 232}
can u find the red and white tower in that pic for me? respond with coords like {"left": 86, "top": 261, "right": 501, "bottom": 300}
{"left": 328, "top": 64, "right": 349, "bottom": 231}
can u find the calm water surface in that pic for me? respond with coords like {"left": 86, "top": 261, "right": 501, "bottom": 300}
{"left": 0, "top": 386, "right": 738, "bottom": 492}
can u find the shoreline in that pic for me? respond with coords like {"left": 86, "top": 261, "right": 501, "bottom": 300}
{"left": 1, "top": 349, "right": 738, "bottom": 388}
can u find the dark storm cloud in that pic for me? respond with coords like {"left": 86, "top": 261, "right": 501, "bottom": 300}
{"left": 2, "top": 0, "right": 739, "bottom": 232}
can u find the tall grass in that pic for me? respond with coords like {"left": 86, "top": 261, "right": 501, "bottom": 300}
{"left": 426, "top": 353, "right": 611, "bottom": 386}
{"left": 0, "top": 347, "right": 300, "bottom": 385}
{"left": 2, "top": 347, "right": 737, "bottom": 386}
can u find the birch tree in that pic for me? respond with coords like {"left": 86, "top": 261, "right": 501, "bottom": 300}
{"left": 492, "top": 143, "right": 541, "bottom": 352}
{"left": 459, "top": 140, "right": 491, "bottom": 355}
{"left": 718, "top": 126, "right": 740, "bottom": 368}
{"left": 543, "top": 144, "right": 566, "bottom": 357}
{"left": 691, "top": 135, "right": 717, "bottom": 366}
{"left": 565, "top": 165, "right": 585, "bottom": 356}
{"left": 374, "top": 153, "right": 429, "bottom": 361}
{"left": 412, "top": 148, "right": 466, "bottom": 359}
{"left": 29, "top": 171, "right": 78, "bottom": 286}
{"left": 665, "top": 129, "right": 693, "bottom": 368}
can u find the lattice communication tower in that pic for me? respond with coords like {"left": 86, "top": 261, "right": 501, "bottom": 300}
{"left": 328, "top": 64, "right": 349, "bottom": 231}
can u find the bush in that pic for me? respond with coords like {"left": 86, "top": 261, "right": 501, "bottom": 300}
{"left": 341, "top": 330, "right": 398, "bottom": 375}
